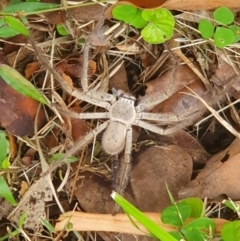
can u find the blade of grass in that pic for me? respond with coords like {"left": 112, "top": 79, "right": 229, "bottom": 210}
{"left": 0, "top": 176, "right": 17, "bottom": 205}
{"left": 112, "top": 191, "right": 177, "bottom": 241}
{"left": 0, "top": 64, "right": 47, "bottom": 104}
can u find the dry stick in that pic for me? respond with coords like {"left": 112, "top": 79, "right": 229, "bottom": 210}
{"left": 34, "top": 105, "right": 65, "bottom": 212}
{"left": 172, "top": 47, "right": 211, "bottom": 90}
{"left": 55, "top": 211, "right": 228, "bottom": 235}
{"left": 195, "top": 96, "right": 240, "bottom": 127}
{"left": 185, "top": 87, "right": 240, "bottom": 139}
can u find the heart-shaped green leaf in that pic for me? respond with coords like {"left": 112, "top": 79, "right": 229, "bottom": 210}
{"left": 112, "top": 4, "right": 147, "bottom": 29}
{"left": 198, "top": 19, "right": 214, "bottom": 39}
{"left": 213, "top": 7, "right": 234, "bottom": 25}
{"left": 141, "top": 8, "right": 175, "bottom": 44}
{"left": 214, "top": 27, "right": 235, "bottom": 48}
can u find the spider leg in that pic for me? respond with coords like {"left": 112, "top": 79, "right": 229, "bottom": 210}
{"left": 43, "top": 121, "right": 109, "bottom": 175}
{"left": 114, "top": 127, "right": 133, "bottom": 213}
{"left": 71, "top": 89, "right": 115, "bottom": 110}
{"left": 138, "top": 112, "right": 180, "bottom": 123}
{"left": 134, "top": 119, "right": 181, "bottom": 135}
{"left": 29, "top": 37, "right": 114, "bottom": 110}
{"left": 58, "top": 110, "right": 110, "bottom": 120}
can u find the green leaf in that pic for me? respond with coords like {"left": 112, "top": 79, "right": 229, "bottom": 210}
{"left": 112, "top": 5, "right": 147, "bottom": 29}
{"left": 0, "top": 26, "right": 20, "bottom": 38}
{"left": 141, "top": 8, "right": 175, "bottom": 44}
{"left": 0, "top": 64, "right": 47, "bottom": 104}
{"left": 181, "top": 218, "right": 216, "bottom": 241}
{"left": 65, "top": 221, "right": 73, "bottom": 230}
{"left": 49, "top": 153, "right": 78, "bottom": 163}
{"left": 3, "top": 2, "right": 59, "bottom": 13}
{"left": 198, "top": 19, "right": 214, "bottom": 39}
{"left": 169, "top": 231, "right": 184, "bottom": 240}
{"left": 40, "top": 218, "right": 56, "bottom": 233}
{"left": 214, "top": 27, "right": 235, "bottom": 48}
{"left": 221, "top": 220, "right": 240, "bottom": 241}
{"left": 213, "top": 7, "right": 234, "bottom": 25}
{"left": 0, "top": 176, "right": 17, "bottom": 205}
{"left": 2, "top": 159, "right": 10, "bottom": 169}
{"left": 223, "top": 199, "right": 240, "bottom": 214}
{"left": 0, "top": 131, "right": 10, "bottom": 168}
{"left": 229, "top": 25, "right": 240, "bottom": 43}
{"left": 161, "top": 202, "right": 191, "bottom": 227}
{"left": 56, "top": 24, "right": 69, "bottom": 36}
{"left": 19, "top": 212, "right": 27, "bottom": 228}
{"left": 4, "top": 16, "right": 29, "bottom": 36}
{"left": 112, "top": 192, "right": 178, "bottom": 241}
{"left": 0, "top": 18, "right": 5, "bottom": 27}
{"left": 179, "top": 198, "right": 204, "bottom": 218}
{"left": 0, "top": 229, "right": 21, "bottom": 241}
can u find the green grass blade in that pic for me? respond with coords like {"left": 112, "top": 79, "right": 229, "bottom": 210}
{"left": 0, "top": 64, "right": 47, "bottom": 104}
{"left": 0, "top": 130, "right": 10, "bottom": 168}
{"left": 0, "top": 176, "right": 17, "bottom": 205}
{"left": 112, "top": 192, "right": 177, "bottom": 241}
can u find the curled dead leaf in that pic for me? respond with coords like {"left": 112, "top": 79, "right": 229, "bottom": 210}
{"left": 179, "top": 138, "right": 240, "bottom": 200}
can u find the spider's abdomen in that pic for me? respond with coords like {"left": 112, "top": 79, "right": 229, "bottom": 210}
{"left": 102, "top": 122, "right": 126, "bottom": 155}
{"left": 110, "top": 97, "right": 136, "bottom": 124}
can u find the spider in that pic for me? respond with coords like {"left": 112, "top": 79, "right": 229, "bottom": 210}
{"left": 58, "top": 87, "right": 185, "bottom": 193}
{"left": 30, "top": 37, "right": 198, "bottom": 199}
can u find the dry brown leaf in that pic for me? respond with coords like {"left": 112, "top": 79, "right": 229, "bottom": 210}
{"left": 7, "top": 133, "right": 17, "bottom": 158}
{"left": 70, "top": 172, "right": 137, "bottom": 214}
{"left": 8, "top": 176, "right": 52, "bottom": 230}
{"left": 0, "top": 76, "right": 46, "bottom": 136}
{"left": 61, "top": 71, "right": 74, "bottom": 89}
{"left": 172, "top": 130, "right": 211, "bottom": 166}
{"left": 151, "top": 79, "right": 209, "bottom": 123}
{"left": 25, "top": 62, "right": 40, "bottom": 79}
{"left": 109, "top": 63, "right": 131, "bottom": 93}
{"left": 19, "top": 181, "right": 29, "bottom": 197}
{"left": 45, "top": 4, "right": 105, "bottom": 25}
{"left": 3, "top": 35, "right": 29, "bottom": 55}
{"left": 68, "top": 4, "right": 105, "bottom": 21}
{"left": 138, "top": 64, "right": 200, "bottom": 111}
{"left": 142, "top": 56, "right": 240, "bottom": 134}
{"left": 0, "top": 0, "right": 10, "bottom": 11}
{"left": 162, "top": 0, "right": 240, "bottom": 10}
{"left": 131, "top": 144, "right": 192, "bottom": 211}
{"left": 179, "top": 138, "right": 240, "bottom": 199}
{"left": 68, "top": 106, "right": 88, "bottom": 143}
{"left": 57, "top": 59, "right": 96, "bottom": 80}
